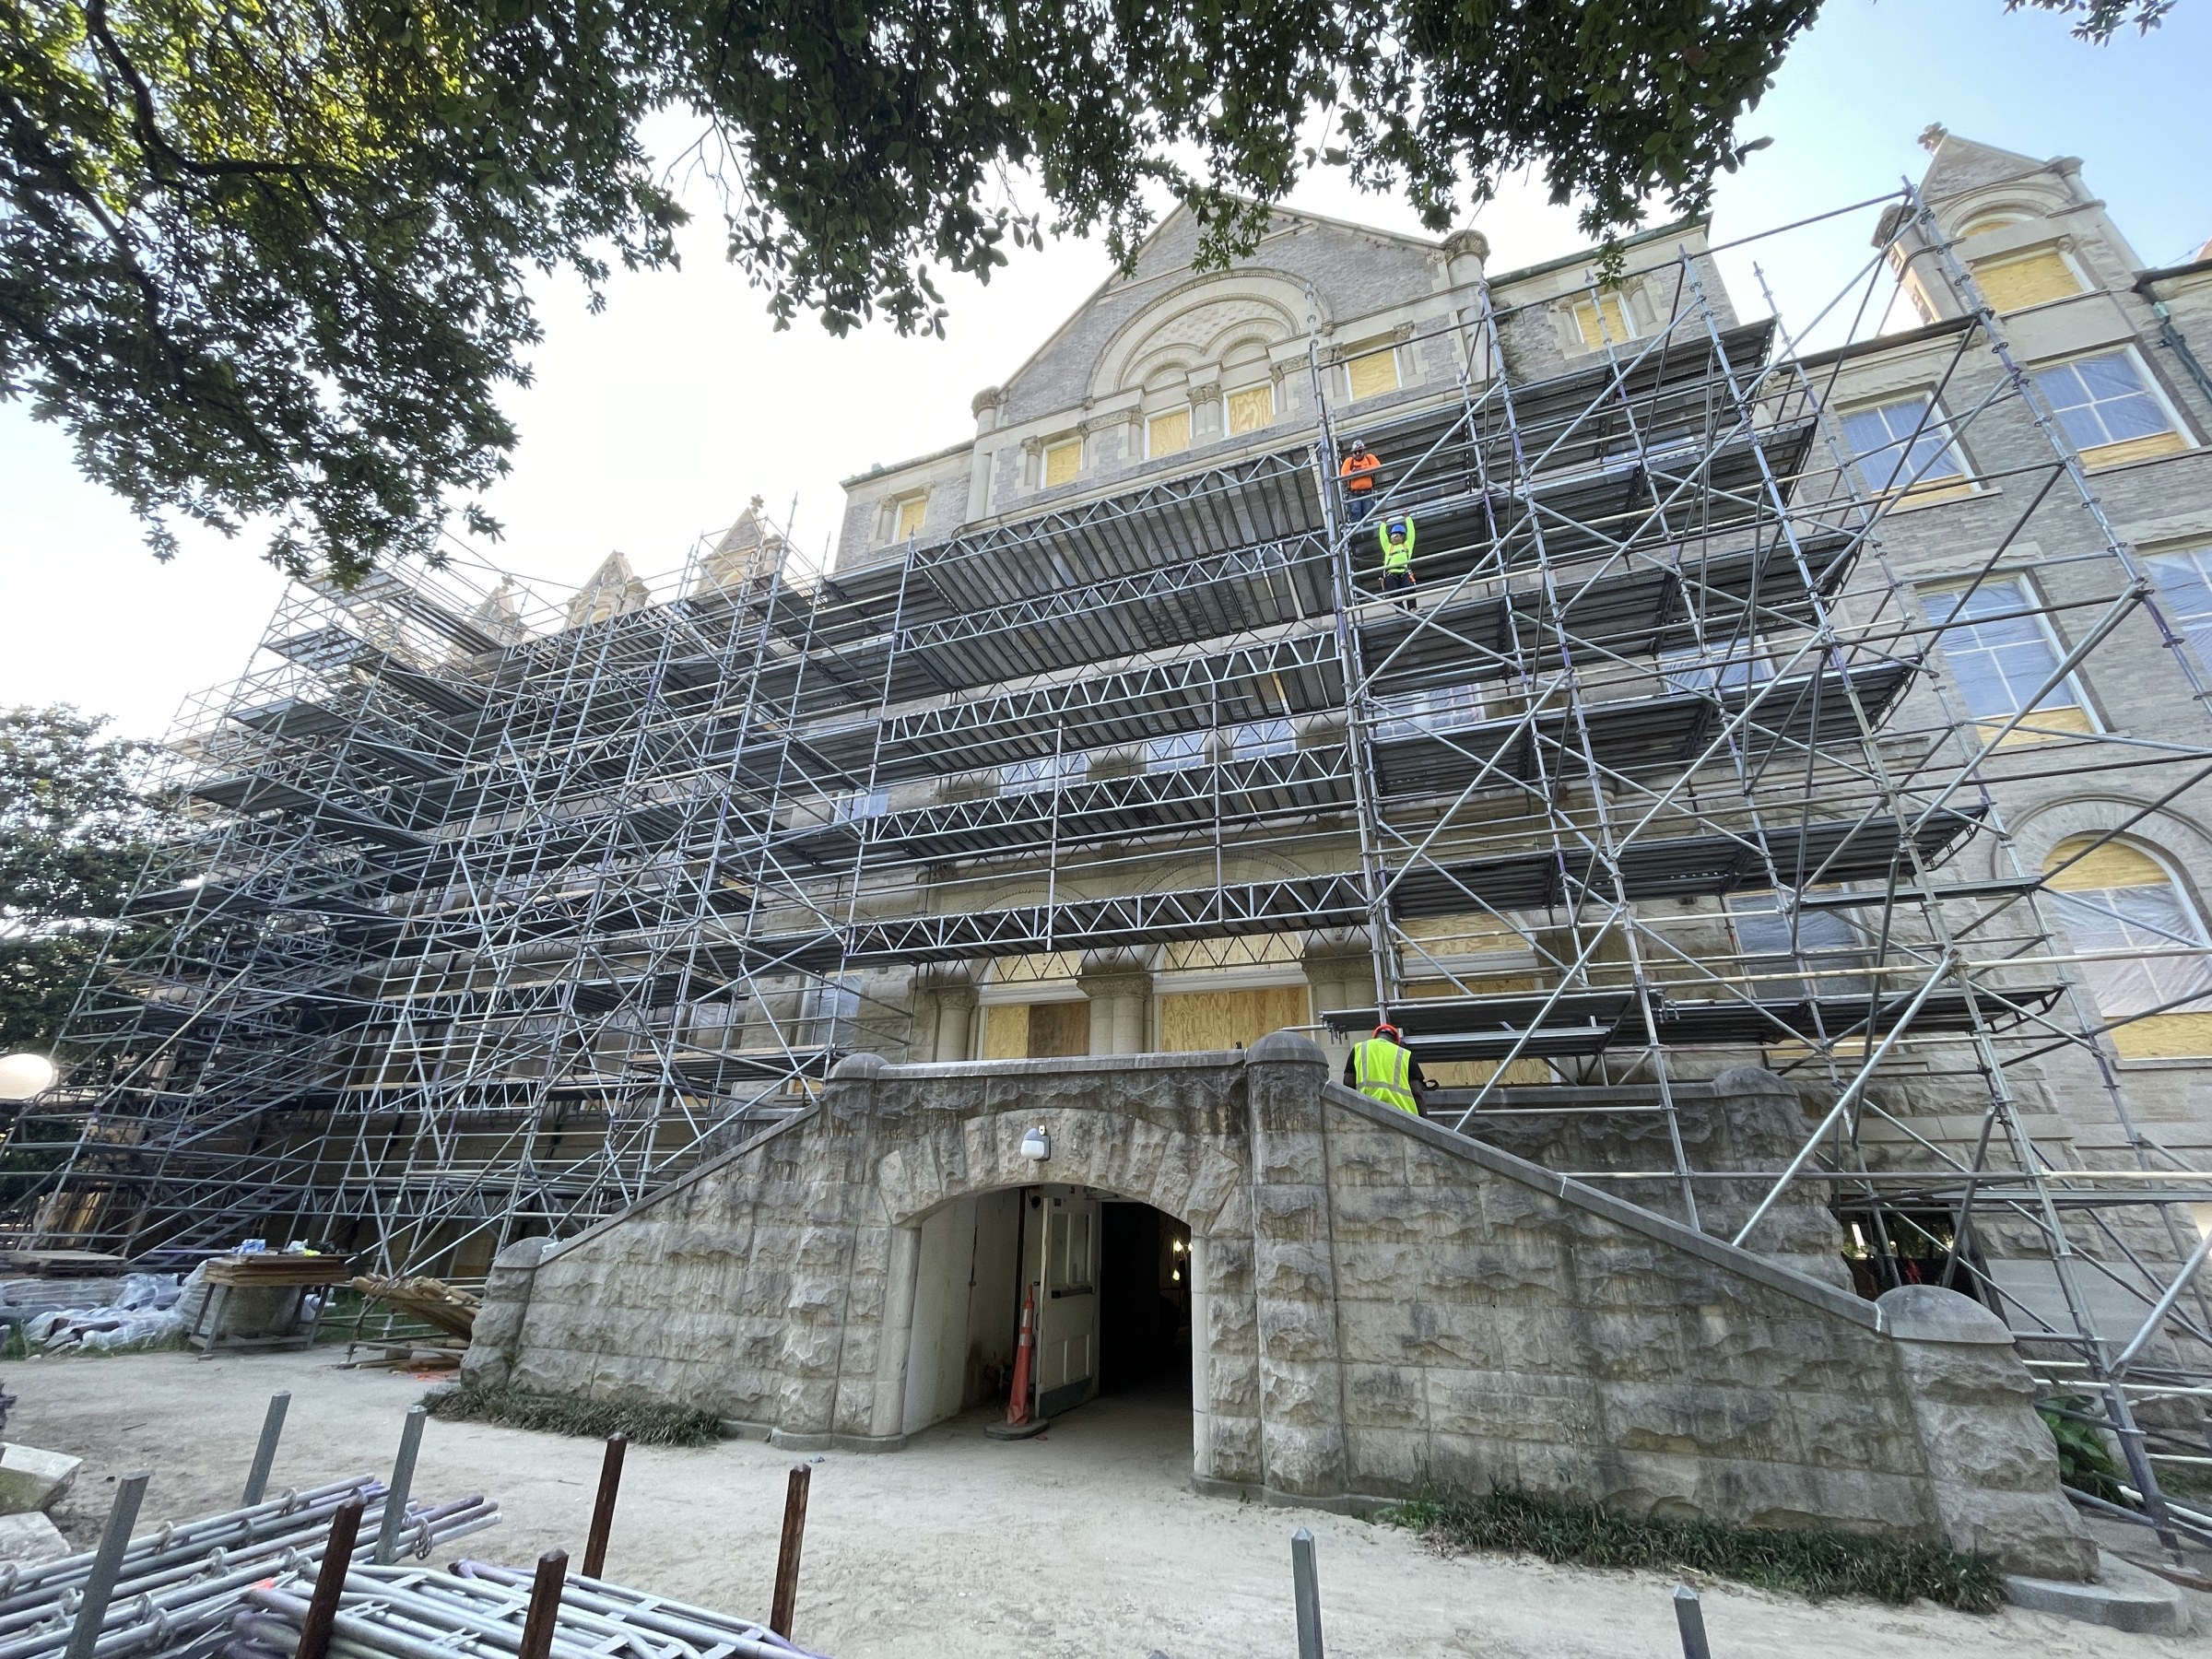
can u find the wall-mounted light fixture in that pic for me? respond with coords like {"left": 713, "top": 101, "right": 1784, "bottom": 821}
{"left": 1019, "top": 1125, "right": 1051, "bottom": 1162}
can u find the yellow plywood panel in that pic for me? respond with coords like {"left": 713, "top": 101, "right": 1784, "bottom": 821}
{"left": 2079, "top": 431, "right": 2188, "bottom": 468}
{"left": 1977, "top": 702, "right": 2094, "bottom": 747}
{"left": 2112, "top": 1013, "right": 2212, "bottom": 1059}
{"left": 1972, "top": 249, "right": 2081, "bottom": 312}
{"left": 1147, "top": 409, "right": 1191, "bottom": 457}
{"left": 1028, "top": 1000, "right": 1090, "bottom": 1058}
{"left": 982, "top": 1004, "right": 1030, "bottom": 1060}
{"left": 1347, "top": 349, "right": 1400, "bottom": 401}
{"left": 1571, "top": 294, "right": 1633, "bottom": 352}
{"left": 2045, "top": 835, "right": 2168, "bottom": 891}
{"left": 1424, "top": 1058, "right": 1554, "bottom": 1087}
{"left": 1163, "top": 935, "right": 1302, "bottom": 972}
{"left": 1896, "top": 477, "right": 1978, "bottom": 507}
{"left": 894, "top": 496, "right": 927, "bottom": 541}
{"left": 1227, "top": 384, "right": 1274, "bottom": 435}
{"left": 1159, "top": 986, "right": 1308, "bottom": 1053}
{"left": 1043, "top": 439, "right": 1082, "bottom": 488}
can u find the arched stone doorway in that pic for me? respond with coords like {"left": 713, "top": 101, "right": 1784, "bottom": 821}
{"left": 900, "top": 1183, "right": 1198, "bottom": 1449}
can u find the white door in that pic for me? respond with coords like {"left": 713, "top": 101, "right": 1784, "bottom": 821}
{"left": 1032, "top": 1186, "right": 1100, "bottom": 1418}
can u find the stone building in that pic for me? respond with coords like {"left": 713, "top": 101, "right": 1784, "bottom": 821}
{"left": 28, "top": 130, "right": 2212, "bottom": 1541}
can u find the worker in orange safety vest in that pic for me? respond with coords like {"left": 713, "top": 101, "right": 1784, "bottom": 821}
{"left": 1337, "top": 438, "right": 1382, "bottom": 522}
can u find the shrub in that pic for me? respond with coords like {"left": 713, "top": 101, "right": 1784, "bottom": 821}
{"left": 424, "top": 1382, "right": 723, "bottom": 1447}
{"left": 1386, "top": 1484, "right": 2003, "bottom": 1613}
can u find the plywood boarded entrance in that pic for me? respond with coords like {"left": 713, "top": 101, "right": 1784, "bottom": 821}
{"left": 1159, "top": 986, "right": 1308, "bottom": 1052}
{"left": 982, "top": 1001, "right": 1092, "bottom": 1059}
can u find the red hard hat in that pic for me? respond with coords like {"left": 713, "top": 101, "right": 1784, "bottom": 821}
{"left": 1373, "top": 1022, "right": 1402, "bottom": 1041}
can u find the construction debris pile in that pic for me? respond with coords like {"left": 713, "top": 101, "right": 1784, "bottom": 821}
{"left": 13, "top": 1274, "right": 182, "bottom": 1354}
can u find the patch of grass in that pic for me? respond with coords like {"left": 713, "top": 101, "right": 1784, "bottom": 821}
{"left": 1386, "top": 1484, "right": 2004, "bottom": 1613}
{"left": 424, "top": 1382, "right": 723, "bottom": 1447}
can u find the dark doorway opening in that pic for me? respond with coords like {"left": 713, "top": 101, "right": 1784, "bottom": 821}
{"left": 1099, "top": 1201, "right": 1191, "bottom": 1397}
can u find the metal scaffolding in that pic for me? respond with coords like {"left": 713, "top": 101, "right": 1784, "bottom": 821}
{"left": 11, "top": 181, "right": 2212, "bottom": 1546}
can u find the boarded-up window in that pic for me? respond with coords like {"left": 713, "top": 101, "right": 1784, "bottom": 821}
{"left": 1570, "top": 292, "right": 1635, "bottom": 353}
{"left": 1147, "top": 408, "right": 1192, "bottom": 458}
{"left": 1043, "top": 437, "right": 1082, "bottom": 488}
{"left": 893, "top": 494, "right": 927, "bottom": 541}
{"left": 1227, "top": 384, "right": 1274, "bottom": 435}
{"left": 1159, "top": 985, "right": 1308, "bottom": 1052}
{"left": 982, "top": 1000, "right": 1089, "bottom": 1058}
{"left": 2045, "top": 836, "right": 2212, "bottom": 1058}
{"left": 1346, "top": 347, "right": 1400, "bottom": 401}
{"left": 1028, "top": 1000, "right": 1090, "bottom": 1056}
{"left": 1971, "top": 248, "right": 2081, "bottom": 312}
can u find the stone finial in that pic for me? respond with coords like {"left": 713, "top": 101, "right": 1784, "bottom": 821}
{"left": 971, "top": 385, "right": 1003, "bottom": 418}
{"left": 1247, "top": 1030, "right": 1327, "bottom": 1065}
{"left": 1918, "top": 123, "right": 1948, "bottom": 154}
{"left": 564, "top": 551, "right": 653, "bottom": 629}
{"left": 1443, "top": 229, "right": 1489, "bottom": 262}
{"left": 692, "top": 500, "right": 787, "bottom": 597}
{"left": 1877, "top": 1284, "right": 2012, "bottom": 1345}
{"left": 829, "top": 1052, "right": 892, "bottom": 1080}
{"left": 467, "top": 577, "right": 531, "bottom": 647}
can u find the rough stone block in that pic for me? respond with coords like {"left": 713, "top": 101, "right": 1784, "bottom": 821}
{"left": 1261, "top": 1420, "right": 1347, "bottom": 1496}
{"left": 0, "top": 1512, "right": 69, "bottom": 1566}
{"left": 1206, "top": 1413, "right": 1264, "bottom": 1484}
{"left": 1257, "top": 1298, "right": 1338, "bottom": 1364}
{"left": 1426, "top": 1368, "right": 1600, "bottom": 1444}
{"left": 1258, "top": 1356, "right": 1342, "bottom": 1429}
{"left": 1199, "top": 1347, "right": 1256, "bottom": 1412}
{"left": 1600, "top": 1381, "right": 1801, "bottom": 1465}
{"left": 1343, "top": 1426, "right": 1429, "bottom": 1495}
{"left": 0, "top": 1448, "right": 78, "bottom": 1515}
{"left": 1343, "top": 1362, "right": 1427, "bottom": 1431}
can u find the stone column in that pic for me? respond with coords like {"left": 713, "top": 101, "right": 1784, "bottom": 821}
{"left": 1300, "top": 933, "right": 1375, "bottom": 1074}
{"left": 917, "top": 967, "right": 977, "bottom": 1062}
{"left": 966, "top": 387, "right": 1001, "bottom": 522}
{"left": 1077, "top": 950, "right": 1152, "bottom": 1055}
{"left": 867, "top": 1223, "right": 922, "bottom": 1440}
{"left": 1187, "top": 1233, "right": 1213, "bottom": 1477}
{"left": 1243, "top": 1030, "right": 1349, "bottom": 1501}
{"left": 1880, "top": 1286, "right": 2098, "bottom": 1580}
{"left": 459, "top": 1235, "right": 554, "bottom": 1388}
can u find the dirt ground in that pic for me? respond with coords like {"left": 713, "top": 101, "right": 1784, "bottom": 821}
{"left": 7, "top": 1347, "right": 2203, "bottom": 1658}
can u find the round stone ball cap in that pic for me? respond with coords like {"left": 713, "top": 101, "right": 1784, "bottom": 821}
{"left": 830, "top": 1052, "right": 893, "bottom": 1080}
{"left": 1247, "top": 1030, "right": 1328, "bottom": 1065}
{"left": 1876, "top": 1284, "right": 2013, "bottom": 1345}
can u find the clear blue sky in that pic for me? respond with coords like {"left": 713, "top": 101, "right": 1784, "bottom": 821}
{"left": 1, "top": 0, "right": 2205, "bottom": 736}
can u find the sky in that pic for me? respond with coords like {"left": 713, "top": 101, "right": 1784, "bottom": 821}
{"left": 1, "top": 0, "right": 2206, "bottom": 740}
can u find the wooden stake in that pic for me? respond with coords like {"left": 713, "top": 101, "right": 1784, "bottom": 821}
{"left": 516, "top": 1548, "right": 569, "bottom": 1659}
{"left": 296, "top": 1497, "right": 366, "bottom": 1659}
{"left": 769, "top": 1464, "right": 811, "bottom": 1639}
{"left": 582, "top": 1433, "right": 627, "bottom": 1579}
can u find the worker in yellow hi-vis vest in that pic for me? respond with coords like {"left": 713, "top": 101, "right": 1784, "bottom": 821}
{"left": 1377, "top": 513, "right": 1417, "bottom": 610}
{"left": 1343, "top": 1023, "right": 1430, "bottom": 1116}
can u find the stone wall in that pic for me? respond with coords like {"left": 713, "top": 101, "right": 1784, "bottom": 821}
{"left": 465, "top": 1037, "right": 2093, "bottom": 1579}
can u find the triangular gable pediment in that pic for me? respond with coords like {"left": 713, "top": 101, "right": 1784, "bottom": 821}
{"left": 1919, "top": 131, "right": 2050, "bottom": 203}
{"left": 994, "top": 200, "right": 1443, "bottom": 423}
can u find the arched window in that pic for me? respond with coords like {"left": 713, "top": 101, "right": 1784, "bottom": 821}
{"left": 1958, "top": 209, "right": 2031, "bottom": 238}
{"left": 2043, "top": 836, "right": 2212, "bottom": 1057}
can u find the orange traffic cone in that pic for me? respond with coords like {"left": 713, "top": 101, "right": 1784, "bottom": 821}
{"left": 985, "top": 1283, "right": 1050, "bottom": 1440}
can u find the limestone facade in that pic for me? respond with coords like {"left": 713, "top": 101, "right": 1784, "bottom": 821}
{"left": 465, "top": 1037, "right": 2094, "bottom": 1579}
